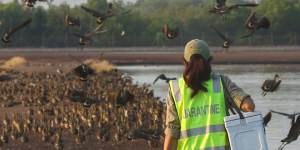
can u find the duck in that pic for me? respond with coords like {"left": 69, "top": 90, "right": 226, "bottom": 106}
{"left": 261, "top": 74, "right": 281, "bottom": 96}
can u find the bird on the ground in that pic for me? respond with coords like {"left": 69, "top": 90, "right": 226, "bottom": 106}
{"left": 263, "top": 111, "right": 272, "bottom": 126}
{"left": 65, "top": 15, "right": 81, "bottom": 28}
{"left": 242, "top": 12, "right": 270, "bottom": 38}
{"left": 2, "top": 18, "right": 32, "bottom": 44}
{"left": 81, "top": 3, "right": 130, "bottom": 25}
{"left": 209, "top": 0, "right": 258, "bottom": 15}
{"left": 162, "top": 24, "right": 179, "bottom": 39}
{"left": 72, "top": 24, "right": 107, "bottom": 46}
{"left": 271, "top": 110, "right": 300, "bottom": 150}
{"left": 261, "top": 74, "right": 281, "bottom": 96}
{"left": 0, "top": 74, "right": 12, "bottom": 82}
{"left": 210, "top": 25, "right": 233, "bottom": 49}
{"left": 153, "top": 74, "right": 176, "bottom": 84}
{"left": 73, "top": 64, "right": 95, "bottom": 81}
{"left": 23, "top": 0, "right": 48, "bottom": 7}
{"left": 116, "top": 90, "right": 134, "bottom": 107}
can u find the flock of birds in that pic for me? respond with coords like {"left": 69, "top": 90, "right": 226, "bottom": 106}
{"left": 208, "top": 0, "right": 270, "bottom": 49}
{"left": 1, "top": 0, "right": 270, "bottom": 49}
{"left": 0, "top": 68, "right": 165, "bottom": 149}
{"left": 0, "top": 0, "right": 298, "bottom": 149}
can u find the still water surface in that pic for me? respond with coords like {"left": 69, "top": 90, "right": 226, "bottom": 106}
{"left": 119, "top": 64, "right": 300, "bottom": 150}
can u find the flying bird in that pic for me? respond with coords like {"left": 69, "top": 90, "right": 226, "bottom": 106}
{"left": 153, "top": 74, "right": 176, "bottom": 84}
{"left": 263, "top": 111, "right": 272, "bottom": 127}
{"left": 210, "top": 25, "right": 233, "bottom": 48}
{"left": 162, "top": 24, "right": 179, "bottom": 39}
{"left": 242, "top": 12, "right": 270, "bottom": 38}
{"left": 209, "top": 0, "right": 258, "bottom": 15}
{"left": 72, "top": 24, "right": 107, "bottom": 46}
{"left": 2, "top": 18, "right": 32, "bottom": 44}
{"left": 23, "top": 0, "right": 48, "bottom": 7}
{"left": 271, "top": 110, "right": 300, "bottom": 150}
{"left": 81, "top": 3, "right": 130, "bottom": 25}
{"left": 65, "top": 15, "right": 81, "bottom": 28}
{"left": 261, "top": 74, "right": 281, "bottom": 96}
{"left": 271, "top": 110, "right": 300, "bottom": 120}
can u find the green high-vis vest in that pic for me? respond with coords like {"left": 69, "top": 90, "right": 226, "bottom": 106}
{"left": 169, "top": 74, "right": 229, "bottom": 150}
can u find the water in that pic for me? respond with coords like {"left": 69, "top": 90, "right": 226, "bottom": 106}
{"left": 118, "top": 64, "right": 300, "bottom": 150}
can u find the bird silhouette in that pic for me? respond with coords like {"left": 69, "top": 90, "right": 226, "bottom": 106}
{"left": 81, "top": 3, "right": 130, "bottom": 25}
{"left": 23, "top": 0, "right": 48, "bottom": 7}
{"left": 261, "top": 74, "right": 281, "bottom": 96}
{"left": 162, "top": 24, "right": 179, "bottom": 39}
{"left": 210, "top": 25, "right": 233, "bottom": 49}
{"left": 209, "top": 0, "right": 258, "bottom": 15}
{"left": 263, "top": 111, "right": 272, "bottom": 127}
{"left": 73, "top": 64, "right": 95, "bottom": 81}
{"left": 72, "top": 24, "right": 107, "bottom": 46}
{"left": 0, "top": 74, "right": 13, "bottom": 82}
{"left": 65, "top": 15, "right": 81, "bottom": 28}
{"left": 271, "top": 110, "right": 300, "bottom": 120}
{"left": 271, "top": 110, "right": 300, "bottom": 150}
{"left": 2, "top": 18, "right": 32, "bottom": 44}
{"left": 242, "top": 12, "right": 270, "bottom": 38}
{"left": 116, "top": 90, "right": 134, "bottom": 107}
{"left": 153, "top": 74, "right": 176, "bottom": 84}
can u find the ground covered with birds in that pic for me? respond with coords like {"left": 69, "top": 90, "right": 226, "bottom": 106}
{"left": 0, "top": 58, "right": 165, "bottom": 150}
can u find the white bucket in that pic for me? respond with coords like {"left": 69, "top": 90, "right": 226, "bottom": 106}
{"left": 224, "top": 111, "right": 269, "bottom": 150}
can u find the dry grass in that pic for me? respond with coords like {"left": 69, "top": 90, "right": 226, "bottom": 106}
{"left": 0, "top": 56, "right": 27, "bottom": 70}
{"left": 84, "top": 59, "right": 115, "bottom": 73}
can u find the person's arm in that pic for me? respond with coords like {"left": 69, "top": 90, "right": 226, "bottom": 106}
{"left": 164, "top": 89, "right": 180, "bottom": 150}
{"left": 223, "top": 75, "right": 255, "bottom": 112}
{"left": 164, "top": 134, "right": 178, "bottom": 150}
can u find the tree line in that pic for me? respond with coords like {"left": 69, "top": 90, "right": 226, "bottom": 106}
{"left": 0, "top": 0, "right": 299, "bottom": 48}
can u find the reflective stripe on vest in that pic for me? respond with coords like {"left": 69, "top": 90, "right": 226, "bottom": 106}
{"left": 170, "top": 74, "right": 229, "bottom": 150}
{"left": 180, "top": 124, "right": 225, "bottom": 139}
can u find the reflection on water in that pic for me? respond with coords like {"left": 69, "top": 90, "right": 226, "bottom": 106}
{"left": 118, "top": 64, "right": 300, "bottom": 150}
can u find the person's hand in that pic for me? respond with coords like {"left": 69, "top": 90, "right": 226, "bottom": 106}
{"left": 241, "top": 97, "right": 255, "bottom": 112}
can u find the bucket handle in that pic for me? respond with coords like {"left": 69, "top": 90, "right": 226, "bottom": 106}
{"left": 221, "top": 75, "right": 245, "bottom": 120}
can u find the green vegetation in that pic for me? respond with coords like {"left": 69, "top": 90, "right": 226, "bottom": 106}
{"left": 0, "top": 0, "right": 299, "bottom": 47}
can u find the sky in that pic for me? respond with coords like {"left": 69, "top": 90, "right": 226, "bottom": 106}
{"left": 0, "top": 0, "right": 137, "bottom": 6}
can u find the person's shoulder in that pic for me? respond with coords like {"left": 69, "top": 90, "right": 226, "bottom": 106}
{"left": 211, "top": 72, "right": 232, "bottom": 83}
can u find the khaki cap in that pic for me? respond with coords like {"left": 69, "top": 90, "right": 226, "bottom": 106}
{"left": 184, "top": 39, "right": 212, "bottom": 62}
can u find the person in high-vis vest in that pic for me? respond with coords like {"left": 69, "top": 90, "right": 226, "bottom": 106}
{"left": 164, "top": 39, "right": 255, "bottom": 150}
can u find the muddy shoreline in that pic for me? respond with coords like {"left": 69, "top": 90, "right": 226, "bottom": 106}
{"left": 1, "top": 47, "right": 300, "bottom": 65}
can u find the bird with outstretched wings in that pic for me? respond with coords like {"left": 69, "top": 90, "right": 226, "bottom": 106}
{"left": 271, "top": 111, "right": 300, "bottom": 150}
{"left": 81, "top": 3, "right": 131, "bottom": 25}
{"left": 72, "top": 24, "right": 107, "bottom": 46}
{"left": 65, "top": 15, "right": 81, "bottom": 28}
{"left": 210, "top": 25, "right": 233, "bottom": 49}
{"left": 209, "top": 0, "right": 258, "bottom": 15}
{"left": 263, "top": 111, "right": 272, "bottom": 127}
{"left": 162, "top": 24, "right": 179, "bottom": 39}
{"left": 153, "top": 74, "right": 176, "bottom": 84}
{"left": 23, "top": 0, "right": 48, "bottom": 7}
{"left": 2, "top": 18, "right": 32, "bottom": 44}
{"left": 242, "top": 12, "right": 270, "bottom": 38}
